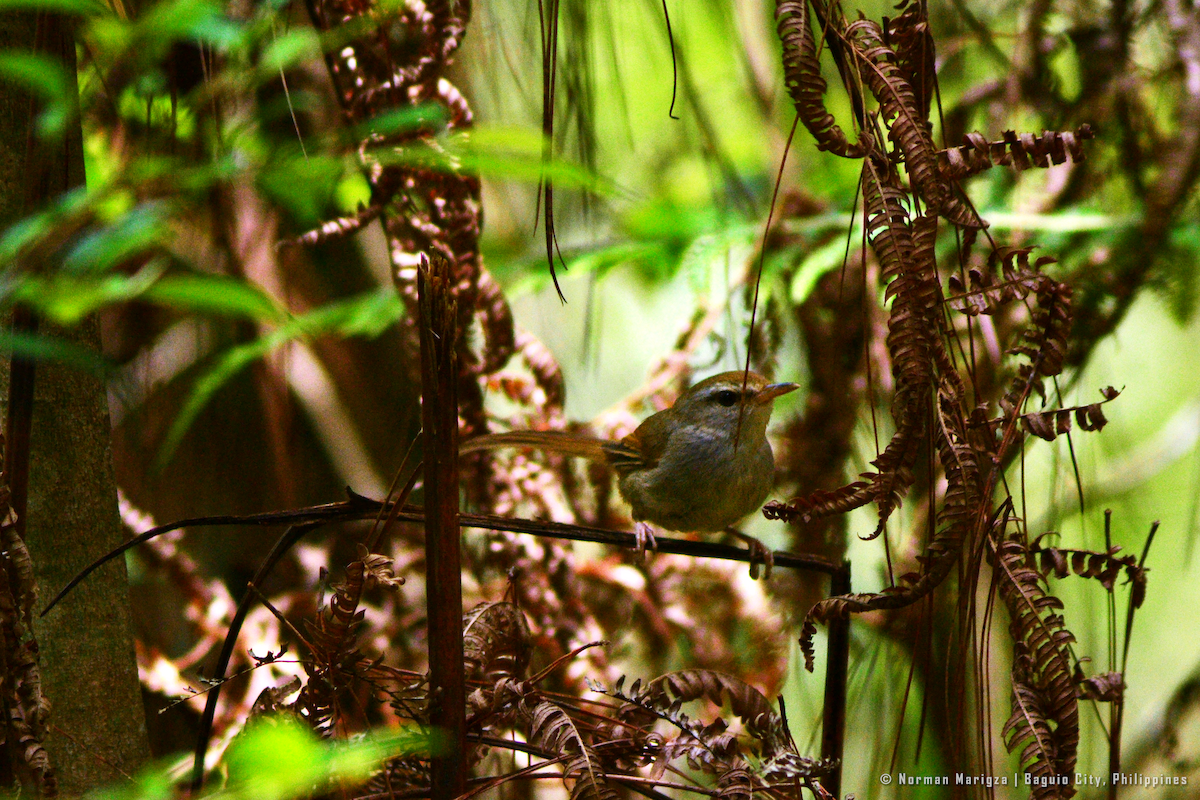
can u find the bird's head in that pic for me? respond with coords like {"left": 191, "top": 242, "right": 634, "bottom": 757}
{"left": 672, "top": 371, "right": 799, "bottom": 437}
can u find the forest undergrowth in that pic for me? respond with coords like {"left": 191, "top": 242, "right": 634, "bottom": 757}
{"left": 2, "top": 0, "right": 1198, "bottom": 798}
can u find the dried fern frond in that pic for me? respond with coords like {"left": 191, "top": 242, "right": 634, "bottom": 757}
{"left": 940, "top": 126, "right": 1095, "bottom": 180}
{"left": 525, "top": 699, "right": 618, "bottom": 800}
{"left": 463, "top": 601, "right": 533, "bottom": 684}
{"left": 775, "top": 0, "right": 864, "bottom": 157}
{"left": 294, "top": 548, "right": 402, "bottom": 735}
{"left": 1074, "top": 668, "right": 1124, "bottom": 702}
{"left": 1000, "top": 276, "right": 1074, "bottom": 411}
{"left": 947, "top": 246, "right": 1057, "bottom": 316}
{"left": 991, "top": 520, "right": 1080, "bottom": 798}
{"left": 1028, "top": 533, "right": 1146, "bottom": 608}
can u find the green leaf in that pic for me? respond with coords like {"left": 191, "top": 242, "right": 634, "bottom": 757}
{"left": 224, "top": 721, "right": 325, "bottom": 800}
{"left": 621, "top": 198, "right": 718, "bottom": 250}
{"left": 0, "top": 330, "right": 110, "bottom": 374}
{"left": 352, "top": 104, "right": 449, "bottom": 139}
{"left": 0, "top": 212, "right": 52, "bottom": 265}
{"left": 325, "top": 726, "right": 444, "bottom": 778}
{"left": 142, "top": 274, "right": 284, "bottom": 321}
{"left": 372, "top": 126, "right": 617, "bottom": 194}
{"left": 9, "top": 266, "right": 283, "bottom": 325}
{"left": 0, "top": 52, "right": 75, "bottom": 137}
{"left": 790, "top": 234, "right": 854, "bottom": 304}
{"left": 139, "top": 0, "right": 241, "bottom": 48}
{"left": 976, "top": 210, "right": 1136, "bottom": 233}
{"left": 86, "top": 723, "right": 434, "bottom": 800}
{"left": 679, "top": 225, "right": 755, "bottom": 295}
{"left": 259, "top": 27, "right": 320, "bottom": 73}
{"left": 0, "top": 0, "right": 109, "bottom": 14}
{"left": 335, "top": 171, "right": 371, "bottom": 214}
{"left": 13, "top": 262, "right": 166, "bottom": 324}
{"left": 62, "top": 202, "right": 170, "bottom": 274}
{"left": 568, "top": 241, "right": 661, "bottom": 279}
{"left": 157, "top": 289, "right": 404, "bottom": 467}
{"left": 499, "top": 240, "right": 664, "bottom": 297}
{"left": 219, "top": 718, "right": 436, "bottom": 800}
{"left": 258, "top": 154, "right": 344, "bottom": 226}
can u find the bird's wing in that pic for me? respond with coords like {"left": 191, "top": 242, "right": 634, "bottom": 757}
{"left": 459, "top": 431, "right": 609, "bottom": 462}
{"left": 601, "top": 413, "right": 670, "bottom": 476}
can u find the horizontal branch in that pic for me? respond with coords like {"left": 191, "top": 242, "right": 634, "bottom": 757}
{"left": 42, "top": 490, "right": 844, "bottom": 616}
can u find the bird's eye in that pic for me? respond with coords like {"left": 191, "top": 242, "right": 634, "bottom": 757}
{"left": 714, "top": 389, "right": 739, "bottom": 407}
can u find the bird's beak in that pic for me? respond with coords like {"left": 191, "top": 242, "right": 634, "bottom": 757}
{"left": 754, "top": 382, "right": 799, "bottom": 404}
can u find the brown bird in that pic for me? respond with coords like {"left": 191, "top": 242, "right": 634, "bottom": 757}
{"left": 461, "top": 371, "right": 798, "bottom": 576}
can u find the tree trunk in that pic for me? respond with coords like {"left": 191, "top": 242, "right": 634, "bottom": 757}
{"left": 0, "top": 12, "right": 150, "bottom": 793}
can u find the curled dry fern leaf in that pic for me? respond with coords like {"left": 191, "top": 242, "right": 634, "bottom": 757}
{"left": 525, "top": 700, "right": 618, "bottom": 800}
{"left": 597, "top": 670, "right": 799, "bottom": 780}
{"left": 771, "top": 174, "right": 932, "bottom": 533}
{"left": 1029, "top": 533, "right": 1146, "bottom": 608}
{"left": 940, "top": 126, "right": 1095, "bottom": 180}
{"left": 963, "top": 388, "right": 1119, "bottom": 444}
{"left": 295, "top": 548, "right": 402, "bottom": 734}
{"left": 947, "top": 246, "right": 1056, "bottom": 316}
{"left": 775, "top": 0, "right": 864, "bottom": 157}
{"left": 1075, "top": 669, "right": 1125, "bottom": 702}
{"left": 1001, "top": 274, "right": 1074, "bottom": 411}
{"left": 761, "top": 481, "right": 870, "bottom": 524}
{"left": 595, "top": 669, "right": 838, "bottom": 793}
{"left": 305, "top": 0, "right": 523, "bottom": 443}
{"left": 462, "top": 601, "right": 532, "bottom": 683}
{"left": 601, "top": 675, "right": 742, "bottom": 776}
{"left": 887, "top": 0, "right": 936, "bottom": 121}
{"left": 862, "top": 211, "right": 944, "bottom": 537}
{"left": 1017, "top": 392, "right": 1117, "bottom": 441}
{"left": 716, "top": 766, "right": 754, "bottom": 800}
{"left": 797, "top": 381, "right": 985, "bottom": 670}
{"left": 991, "top": 524, "right": 1079, "bottom": 798}
{"left": 847, "top": 20, "right": 951, "bottom": 220}
{"left": 649, "top": 670, "right": 789, "bottom": 756}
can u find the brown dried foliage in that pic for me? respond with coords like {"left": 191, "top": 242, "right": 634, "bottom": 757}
{"left": 1029, "top": 534, "right": 1147, "bottom": 610}
{"left": 294, "top": 546, "right": 403, "bottom": 735}
{"left": 940, "top": 127, "right": 1095, "bottom": 181}
{"left": 759, "top": 2, "right": 1142, "bottom": 795}
{"left": 302, "top": 0, "right": 519, "bottom": 445}
{"left": 227, "top": 6, "right": 822, "bottom": 791}
{"left": 96, "top": 0, "right": 1174, "bottom": 795}
{"left": 775, "top": 0, "right": 863, "bottom": 158}
{"left": 991, "top": 518, "right": 1080, "bottom": 796}
{"left": 595, "top": 669, "right": 836, "bottom": 794}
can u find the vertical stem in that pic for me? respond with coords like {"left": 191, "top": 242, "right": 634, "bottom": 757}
{"left": 418, "top": 253, "right": 465, "bottom": 799}
{"left": 821, "top": 560, "right": 851, "bottom": 798}
{"left": 1108, "top": 697, "right": 1122, "bottom": 800}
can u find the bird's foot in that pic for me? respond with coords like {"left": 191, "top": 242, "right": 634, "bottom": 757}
{"left": 727, "top": 528, "right": 774, "bottom": 580}
{"left": 633, "top": 521, "right": 658, "bottom": 561}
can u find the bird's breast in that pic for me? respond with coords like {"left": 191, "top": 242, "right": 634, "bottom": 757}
{"left": 616, "top": 431, "right": 775, "bottom": 533}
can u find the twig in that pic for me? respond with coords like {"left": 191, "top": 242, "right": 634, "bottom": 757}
{"left": 43, "top": 495, "right": 845, "bottom": 619}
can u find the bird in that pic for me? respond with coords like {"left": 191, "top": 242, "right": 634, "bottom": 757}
{"left": 459, "top": 371, "right": 798, "bottom": 577}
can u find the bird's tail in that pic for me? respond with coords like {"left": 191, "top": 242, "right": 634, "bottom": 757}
{"left": 459, "top": 431, "right": 609, "bottom": 463}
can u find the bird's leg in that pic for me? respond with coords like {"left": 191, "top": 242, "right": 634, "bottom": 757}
{"left": 633, "top": 521, "right": 658, "bottom": 560}
{"left": 724, "top": 528, "right": 774, "bottom": 580}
